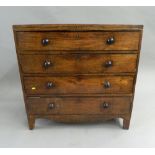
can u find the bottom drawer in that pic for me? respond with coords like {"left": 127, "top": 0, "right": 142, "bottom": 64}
{"left": 27, "top": 97, "right": 132, "bottom": 115}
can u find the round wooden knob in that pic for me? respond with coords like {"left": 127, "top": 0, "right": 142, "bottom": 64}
{"left": 107, "top": 37, "right": 115, "bottom": 45}
{"left": 44, "top": 60, "right": 52, "bottom": 68}
{"left": 104, "top": 81, "right": 111, "bottom": 88}
{"left": 102, "top": 102, "right": 109, "bottom": 109}
{"left": 48, "top": 103, "right": 55, "bottom": 110}
{"left": 105, "top": 60, "right": 113, "bottom": 67}
{"left": 46, "top": 82, "right": 54, "bottom": 89}
{"left": 42, "top": 38, "right": 49, "bottom": 46}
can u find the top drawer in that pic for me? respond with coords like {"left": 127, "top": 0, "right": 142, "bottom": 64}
{"left": 16, "top": 31, "right": 140, "bottom": 51}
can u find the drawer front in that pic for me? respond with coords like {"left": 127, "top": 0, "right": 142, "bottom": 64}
{"left": 19, "top": 54, "right": 137, "bottom": 74}
{"left": 27, "top": 97, "right": 132, "bottom": 115}
{"left": 24, "top": 76, "right": 134, "bottom": 95}
{"left": 16, "top": 31, "right": 140, "bottom": 51}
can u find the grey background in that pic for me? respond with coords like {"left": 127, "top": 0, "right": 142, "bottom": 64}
{"left": 0, "top": 6, "right": 155, "bottom": 148}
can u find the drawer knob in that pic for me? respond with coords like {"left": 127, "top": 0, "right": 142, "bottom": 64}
{"left": 107, "top": 37, "right": 115, "bottom": 45}
{"left": 42, "top": 38, "right": 49, "bottom": 46}
{"left": 44, "top": 60, "right": 52, "bottom": 68}
{"left": 48, "top": 103, "right": 55, "bottom": 110}
{"left": 105, "top": 60, "right": 113, "bottom": 67}
{"left": 46, "top": 82, "right": 54, "bottom": 89}
{"left": 104, "top": 81, "right": 111, "bottom": 88}
{"left": 102, "top": 102, "right": 109, "bottom": 109}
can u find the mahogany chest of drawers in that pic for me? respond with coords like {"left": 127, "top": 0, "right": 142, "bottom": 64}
{"left": 13, "top": 24, "right": 143, "bottom": 129}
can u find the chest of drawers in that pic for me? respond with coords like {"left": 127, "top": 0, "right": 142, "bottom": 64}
{"left": 13, "top": 24, "right": 143, "bottom": 129}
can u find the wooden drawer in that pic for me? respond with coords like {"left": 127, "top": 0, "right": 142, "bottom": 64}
{"left": 24, "top": 76, "right": 134, "bottom": 95}
{"left": 27, "top": 97, "right": 131, "bottom": 115}
{"left": 16, "top": 31, "right": 140, "bottom": 51}
{"left": 19, "top": 54, "right": 137, "bottom": 74}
